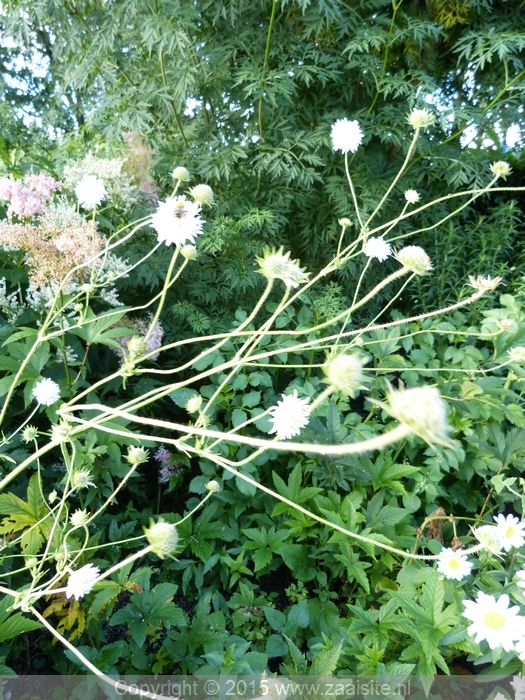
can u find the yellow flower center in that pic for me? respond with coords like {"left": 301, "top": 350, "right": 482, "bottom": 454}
{"left": 484, "top": 611, "right": 506, "bottom": 630}
{"left": 506, "top": 527, "right": 515, "bottom": 537}
{"left": 448, "top": 559, "right": 460, "bottom": 569}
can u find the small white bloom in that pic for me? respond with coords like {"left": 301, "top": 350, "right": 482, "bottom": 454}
{"left": 205, "top": 480, "right": 221, "bottom": 493}
{"left": 186, "top": 395, "right": 203, "bottom": 413}
{"left": 407, "top": 108, "right": 435, "bottom": 130}
{"left": 508, "top": 347, "right": 525, "bottom": 363}
{"left": 468, "top": 275, "right": 502, "bottom": 293}
{"left": 339, "top": 217, "right": 352, "bottom": 228}
{"left": 74, "top": 175, "right": 106, "bottom": 209}
{"left": 490, "top": 161, "right": 511, "bottom": 180}
{"left": 386, "top": 385, "right": 452, "bottom": 446}
{"left": 363, "top": 237, "right": 392, "bottom": 262}
{"left": 463, "top": 591, "right": 523, "bottom": 651}
{"left": 436, "top": 548, "right": 473, "bottom": 581}
{"left": 33, "top": 378, "right": 61, "bottom": 406}
{"left": 497, "top": 318, "right": 517, "bottom": 333}
{"left": 151, "top": 195, "right": 204, "bottom": 247}
{"left": 172, "top": 166, "right": 191, "bottom": 182}
{"left": 493, "top": 514, "right": 525, "bottom": 552}
{"left": 268, "top": 389, "right": 311, "bottom": 440}
{"left": 189, "top": 184, "right": 214, "bottom": 206}
{"left": 473, "top": 524, "right": 504, "bottom": 555}
{"left": 331, "top": 118, "right": 363, "bottom": 154}
{"left": 144, "top": 520, "right": 179, "bottom": 559}
{"left": 396, "top": 245, "right": 432, "bottom": 275}
{"left": 126, "top": 446, "right": 150, "bottom": 466}
{"left": 70, "top": 509, "right": 89, "bottom": 527}
{"left": 256, "top": 247, "right": 309, "bottom": 288}
{"left": 404, "top": 189, "right": 420, "bottom": 204}
{"left": 66, "top": 563, "right": 100, "bottom": 600}
{"left": 72, "top": 470, "right": 95, "bottom": 490}
{"left": 325, "top": 354, "right": 364, "bottom": 395}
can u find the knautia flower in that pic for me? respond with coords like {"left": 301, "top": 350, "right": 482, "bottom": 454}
{"left": 70, "top": 509, "right": 89, "bottom": 527}
{"left": 468, "top": 275, "right": 502, "bottom": 293}
{"left": 33, "top": 378, "right": 61, "bottom": 406}
{"left": 508, "top": 347, "right": 525, "bottom": 363}
{"left": 205, "top": 480, "right": 221, "bottom": 493}
{"left": 72, "top": 470, "right": 95, "bottom": 490}
{"left": 436, "top": 548, "right": 473, "bottom": 580}
{"left": 396, "top": 245, "right": 432, "bottom": 275}
{"left": 256, "top": 247, "right": 309, "bottom": 288}
{"left": 493, "top": 514, "right": 525, "bottom": 552}
{"left": 404, "top": 189, "right": 420, "bottom": 204}
{"left": 172, "top": 166, "right": 191, "bottom": 182}
{"left": 268, "top": 389, "right": 311, "bottom": 440}
{"left": 145, "top": 520, "right": 179, "bottom": 559}
{"left": 189, "top": 184, "right": 214, "bottom": 206}
{"left": 490, "top": 161, "right": 511, "bottom": 180}
{"left": 407, "top": 108, "right": 435, "bottom": 130}
{"left": 74, "top": 175, "right": 106, "bottom": 209}
{"left": 463, "top": 592, "right": 523, "bottom": 651}
{"left": 473, "top": 524, "right": 503, "bottom": 555}
{"left": 331, "top": 118, "right": 363, "bottom": 154}
{"left": 386, "top": 385, "right": 452, "bottom": 446}
{"left": 363, "top": 237, "right": 391, "bottom": 262}
{"left": 324, "top": 354, "right": 365, "bottom": 396}
{"left": 151, "top": 195, "right": 204, "bottom": 247}
{"left": 66, "top": 563, "right": 100, "bottom": 600}
{"left": 126, "top": 446, "right": 150, "bottom": 466}
{"left": 22, "top": 426, "right": 38, "bottom": 443}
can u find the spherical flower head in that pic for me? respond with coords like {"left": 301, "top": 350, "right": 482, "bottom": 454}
{"left": 189, "top": 184, "right": 214, "bottom": 206}
{"left": 490, "top": 161, "right": 511, "bottom": 180}
{"left": 497, "top": 318, "right": 517, "bottom": 333}
{"left": 268, "top": 389, "right": 311, "bottom": 441}
{"left": 363, "top": 236, "right": 392, "bottom": 262}
{"left": 74, "top": 175, "right": 106, "bottom": 209}
{"left": 463, "top": 591, "right": 522, "bottom": 651}
{"left": 473, "top": 524, "right": 503, "bottom": 555}
{"left": 51, "top": 422, "right": 72, "bottom": 443}
{"left": 508, "top": 347, "right": 525, "bottom": 363}
{"left": 127, "top": 336, "right": 147, "bottom": 357}
{"left": 172, "top": 166, "right": 191, "bottom": 182}
{"left": 436, "top": 548, "right": 473, "bottom": 581}
{"left": 468, "top": 275, "right": 502, "bottom": 293}
{"left": 144, "top": 520, "right": 179, "bottom": 559}
{"left": 396, "top": 246, "right": 432, "bottom": 275}
{"left": 205, "top": 480, "right": 221, "bottom": 493}
{"left": 33, "top": 378, "right": 61, "bottom": 407}
{"left": 493, "top": 514, "right": 525, "bottom": 552}
{"left": 22, "top": 426, "right": 39, "bottom": 443}
{"left": 70, "top": 509, "right": 89, "bottom": 527}
{"left": 331, "top": 118, "right": 363, "bottom": 154}
{"left": 181, "top": 244, "right": 198, "bottom": 260}
{"left": 66, "top": 563, "right": 100, "bottom": 600}
{"left": 407, "top": 108, "right": 435, "bottom": 130}
{"left": 325, "top": 354, "right": 364, "bottom": 395}
{"left": 404, "top": 189, "right": 420, "bottom": 205}
{"left": 72, "top": 470, "right": 95, "bottom": 490}
{"left": 150, "top": 195, "right": 204, "bottom": 247}
{"left": 186, "top": 395, "right": 203, "bottom": 414}
{"left": 386, "top": 385, "right": 452, "bottom": 446}
{"left": 339, "top": 218, "right": 352, "bottom": 228}
{"left": 126, "top": 446, "right": 150, "bottom": 466}
{"left": 256, "top": 247, "right": 309, "bottom": 288}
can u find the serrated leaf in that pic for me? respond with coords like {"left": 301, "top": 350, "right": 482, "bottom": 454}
{"left": 310, "top": 641, "right": 343, "bottom": 675}
{"left": 0, "top": 611, "right": 42, "bottom": 643}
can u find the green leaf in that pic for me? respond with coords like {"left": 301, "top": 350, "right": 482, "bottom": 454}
{"left": 266, "top": 634, "right": 288, "bottom": 658}
{"left": 310, "top": 641, "right": 343, "bottom": 676}
{"left": 264, "top": 607, "right": 286, "bottom": 632}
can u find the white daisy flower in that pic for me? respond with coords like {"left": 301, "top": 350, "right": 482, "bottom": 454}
{"left": 32, "top": 378, "right": 61, "bottom": 406}
{"left": 268, "top": 389, "right": 311, "bottom": 440}
{"left": 331, "top": 118, "right": 363, "bottom": 154}
{"left": 493, "top": 514, "right": 525, "bottom": 552}
{"left": 436, "top": 548, "right": 473, "bottom": 581}
{"left": 65, "top": 563, "right": 100, "bottom": 600}
{"left": 74, "top": 175, "right": 106, "bottom": 209}
{"left": 362, "top": 236, "right": 391, "bottom": 261}
{"left": 463, "top": 591, "right": 523, "bottom": 651}
{"left": 150, "top": 195, "right": 204, "bottom": 247}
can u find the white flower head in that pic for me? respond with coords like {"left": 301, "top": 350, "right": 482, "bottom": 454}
{"left": 186, "top": 395, "right": 203, "bottom": 413}
{"left": 436, "top": 547, "right": 473, "bottom": 581}
{"left": 396, "top": 245, "right": 432, "bottom": 275}
{"left": 151, "top": 195, "right": 204, "bottom": 247}
{"left": 256, "top": 247, "right": 309, "bottom": 288}
{"left": 144, "top": 520, "right": 179, "bottom": 559}
{"left": 407, "top": 108, "right": 435, "bottom": 130}
{"left": 172, "top": 166, "right": 191, "bottom": 182}
{"left": 66, "top": 563, "right": 100, "bottom": 600}
{"left": 268, "top": 389, "right": 311, "bottom": 440}
{"left": 363, "top": 236, "right": 392, "bottom": 262}
{"left": 385, "top": 384, "right": 452, "bottom": 446}
{"left": 468, "top": 275, "right": 502, "bottom": 293}
{"left": 70, "top": 509, "right": 89, "bottom": 527}
{"left": 33, "top": 378, "right": 61, "bottom": 406}
{"left": 404, "top": 189, "right": 420, "bottom": 204}
{"left": 331, "top": 118, "right": 363, "bottom": 154}
{"left": 325, "top": 354, "right": 365, "bottom": 395}
{"left": 490, "top": 161, "right": 511, "bottom": 180}
{"left": 508, "top": 347, "right": 525, "bottom": 363}
{"left": 126, "top": 446, "right": 150, "bottom": 466}
{"left": 74, "top": 175, "right": 106, "bottom": 209}
{"left": 497, "top": 318, "right": 517, "bottom": 333}
{"left": 473, "top": 524, "right": 504, "bottom": 555}
{"left": 493, "top": 514, "right": 525, "bottom": 552}
{"left": 205, "top": 480, "right": 221, "bottom": 493}
{"left": 463, "top": 591, "right": 522, "bottom": 651}
{"left": 189, "top": 184, "right": 214, "bottom": 206}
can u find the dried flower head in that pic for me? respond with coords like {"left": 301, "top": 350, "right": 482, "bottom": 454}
{"left": 468, "top": 275, "right": 502, "bottom": 293}
{"left": 407, "top": 108, "right": 435, "bottom": 129}
{"left": 324, "top": 354, "right": 365, "bottom": 395}
{"left": 490, "top": 161, "right": 511, "bottom": 180}
{"left": 144, "top": 520, "right": 179, "bottom": 559}
{"left": 396, "top": 246, "right": 432, "bottom": 275}
{"left": 331, "top": 118, "right": 363, "bottom": 154}
{"left": 256, "top": 247, "right": 309, "bottom": 288}
{"left": 404, "top": 190, "right": 420, "bottom": 204}
{"left": 386, "top": 385, "right": 452, "bottom": 446}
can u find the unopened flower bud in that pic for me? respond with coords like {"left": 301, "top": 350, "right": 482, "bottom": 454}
{"left": 172, "top": 166, "right": 190, "bottom": 182}
{"left": 407, "top": 108, "right": 435, "bottom": 130}
{"left": 205, "top": 480, "right": 221, "bottom": 493}
{"left": 49, "top": 490, "right": 58, "bottom": 504}
{"left": 338, "top": 218, "right": 352, "bottom": 228}
{"left": 325, "top": 354, "right": 364, "bottom": 395}
{"left": 73, "top": 303, "right": 84, "bottom": 313}
{"left": 490, "top": 161, "right": 511, "bottom": 180}
{"left": 186, "top": 395, "right": 203, "bottom": 413}
{"left": 473, "top": 524, "right": 503, "bottom": 555}
{"left": 127, "top": 336, "right": 147, "bottom": 357}
{"left": 26, "top": 557, "right": 38, "bottom": 570}
{"left": 181, "top": 244, "right": 198, "bottom": 260}
{"left": 126, "top": 446, "right": 149, "bottom": 466}
{"left": 81, "top": 283, "right": 95, "bottom": 294}
{"left": 22, "top": 426, "right": 38, "bottom": 443}
{"left": 387, "top": 385, "right": 452, "bottom": 446}
{"left": 144, "top": 520, "right": 179, "bottom": 559}
{"left": 396, "top": 246, "right": 432, "bottom": 275}
{"left": 189, "top": 184, "right": 214, "bottom": 206}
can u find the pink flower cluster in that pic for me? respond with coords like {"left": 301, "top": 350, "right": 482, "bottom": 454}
{"left": 0, "top": 174, "right": 62, "bottom": 220}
